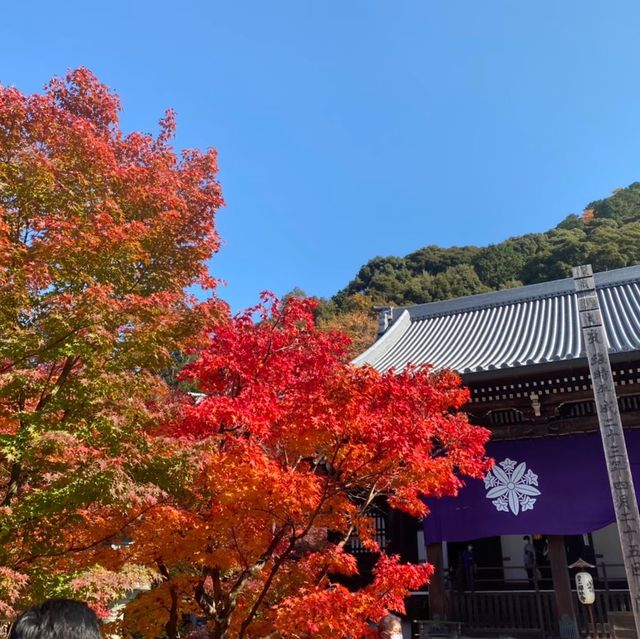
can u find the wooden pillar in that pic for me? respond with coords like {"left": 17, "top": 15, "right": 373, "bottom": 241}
{"left": 548, "top": 535, "right": 578, "bottom": 638}
{"left": 427, "top": 542, "right": 447, "bottom": 620}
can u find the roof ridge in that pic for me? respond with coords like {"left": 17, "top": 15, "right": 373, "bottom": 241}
{"left": 392, "top": 265, "right": 640, "bottom": 322}
{"left": 354, "top": 265, "right": 640, "bottom": 374}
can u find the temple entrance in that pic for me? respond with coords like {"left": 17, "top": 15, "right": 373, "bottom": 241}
{"left": 417, "top": 529, "right": 633, "bottom": 638}
{"left": 447, "top": 536, "right": 503, "bottom": 591}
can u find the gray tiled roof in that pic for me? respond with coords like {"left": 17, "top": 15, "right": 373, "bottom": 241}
{"left": 352, "top": 266, "right": 640, "bottom": 374}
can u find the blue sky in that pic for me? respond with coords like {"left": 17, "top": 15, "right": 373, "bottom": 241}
{"left": 2, "top": 1, "right": 640, "bottom": 311}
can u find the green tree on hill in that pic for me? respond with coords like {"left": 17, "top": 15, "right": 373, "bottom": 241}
{"left": 286, "top": 182, "right": 640, "bottom": 356}
{"left": 334, "top": 181, "right": 640, "bottom": 311}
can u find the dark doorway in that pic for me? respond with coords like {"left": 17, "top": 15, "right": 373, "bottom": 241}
{"left": 447, "top": 536, "right": 504, "bottom": 591}
{"left": 566, "top": 533, "right": 599, "bottom": 584}
{"left": 532, "top": 534, "right": 552, "bottom": 588}
{"left": 565, "top": 533, "right": 596, "bottom": 566}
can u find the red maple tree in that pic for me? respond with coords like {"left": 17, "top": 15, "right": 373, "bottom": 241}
{"left": 0, "top": 68, "right": 489, "bottom": 638}
{"left": 72, "top": 294, "right": 490, "bottom": 639}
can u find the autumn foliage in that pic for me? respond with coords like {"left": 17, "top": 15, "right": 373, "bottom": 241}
{"left": 67, "top": 294, "right": 489, "bottom": 639}
{"left": 0, "top": 69, "right": 223, "bottom": 612}
{"left": 0, "top": 68, "right": 489, "bottom": 639}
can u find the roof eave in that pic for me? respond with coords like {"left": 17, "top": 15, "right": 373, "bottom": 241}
{"left": 351, "top": 309, "right": 411, "bottom": 368}
{"left": 461, "top": 349, "right": 640, "bottom": 384}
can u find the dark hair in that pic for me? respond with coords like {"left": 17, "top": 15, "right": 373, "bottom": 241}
{"left": 9, "top": 600, "right": 100, "bottom": 639}
{"left": 523, "top": 535, "right": 530, "bottom": 541}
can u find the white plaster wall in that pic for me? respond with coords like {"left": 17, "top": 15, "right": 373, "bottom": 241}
{"left": 501, "top": 534, "right": 528, "bottom": 582}
{"left": 592, "top": 522, "right": 626, "bottom": 580}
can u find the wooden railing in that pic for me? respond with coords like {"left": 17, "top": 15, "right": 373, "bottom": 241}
{"left": 572, "top": 589, "right": 631, "bottom": 631}
{"left": 452, "top": 589, "right": 555, "bottom": 635}
{"left": 409, "top": 563, "right": 633, "bottom": 638}
{"left": 412, "top": 590, "right": 631, "bottom": 638}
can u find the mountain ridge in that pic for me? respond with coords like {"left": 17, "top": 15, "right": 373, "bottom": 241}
{"left": 332, "top": 181, "right": 640, "bottom": 309}
{"left": 311, "top": 182, "right": 640, "bottom": 357}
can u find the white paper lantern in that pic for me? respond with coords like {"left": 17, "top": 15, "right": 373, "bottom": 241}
{"left": 576, "top": 571, "right": 595, "bottom": 605}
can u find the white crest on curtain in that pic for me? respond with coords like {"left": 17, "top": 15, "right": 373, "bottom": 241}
{"left": 484, "top": 458, "right": 541, "bottom": 515}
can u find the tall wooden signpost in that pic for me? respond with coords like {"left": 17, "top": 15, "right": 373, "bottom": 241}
{"left": 573, "top": 265, "right": 640, "bottom": 634}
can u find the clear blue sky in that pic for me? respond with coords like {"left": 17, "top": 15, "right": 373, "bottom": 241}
{"left": 2, "top": 2, "right": 640, "bottom": 311}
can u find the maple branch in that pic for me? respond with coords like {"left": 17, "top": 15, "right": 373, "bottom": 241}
{"left": 0, "top": 326, "right": 89, "bottom": 374}
{"left": 237, "top": 536, "right": 297, "bottom": 639}
{"left": 195, "top": 525, "right": 292, "bottom": 638}
{"left": 212, "top": 567, "right": 223, "bottom": 605}
{"left": 35, "top": 355, "right": 78, "bottom": 411}
{"left": 339, "top": 481, "right": 379, "bottom": 550}
{"left": 237, "top": 465, "right": 346, "bottom": 638}
{"left": 230, "top": 526, "right": 249, "bottom": 569}
{"left": 2, "top": 355, "right": 80, "bottom": 506}
{"left": 0, "top": 461, "right": 21, "bottom": 507}
{"left": 195, "top": 570, "right": 216, "bottom": 618}
{"left": 159, "top": 557, "right": 186, "bottom": 638}
{"left": 12, "top": 502, "right": 160, "bottom": 567}
{"left": 227, "top": 524, "right": 288, "bottom": 604}
{"left": 252, "top": 306, "right": 286, "bottom": 383}
{"left": 157, "top": 560, "right": 171, "bottom": 581}
{"left": 196, "top": 566, "right": 232, "bottom": 639}
{"left": 314, "top": 481, "right": 380, "bottom": 589}
{"left": 338, "top": 451, "right": 385, "bottom": 486}
{"left": 13, "top": 530, "right": 119, "bottom": 567}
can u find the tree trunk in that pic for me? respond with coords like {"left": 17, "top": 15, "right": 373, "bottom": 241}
{"left": 166, "top": 584, "right": 180, "bottom": 639}
{"left": 1, "top": 461, "right": 21, "bottom": 506}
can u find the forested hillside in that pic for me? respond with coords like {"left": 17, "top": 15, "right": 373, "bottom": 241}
{"left": 334, "top": 182, "right": 640, "bottom": 308}
{"left": 318, "top": 182, "right": 640, "bottom": 357}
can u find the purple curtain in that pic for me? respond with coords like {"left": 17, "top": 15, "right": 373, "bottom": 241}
{"left": 423, "top": 430, "right": 640, "bottom": 543}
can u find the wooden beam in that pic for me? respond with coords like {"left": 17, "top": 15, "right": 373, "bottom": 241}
{"left": 427, "top": 542, "right": 447, "bottom": 620}
{"left": 489, "top": 414, "right": 640, "bottom": 441}
{"left": 548, "top": 535, "right": 578, "bottom": 639}
{"left": 470, "top": 383, "right": 640, "bottom": 414}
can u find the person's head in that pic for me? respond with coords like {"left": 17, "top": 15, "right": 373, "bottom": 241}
{"left": 378, "top": 614, "right": 402, "bottom": 639}
{"left": 10, "top": 599, "right": 100, "bottom": 639}
{"left": 467, "top": 544, "right": 473, "bottom": 551}
{"left": 523, "top": 535, "right": 530, "bottom": 543}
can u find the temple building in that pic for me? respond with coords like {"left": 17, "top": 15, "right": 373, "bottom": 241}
{"left": 353, "top": 265, "right": 640, "bottom": 638}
